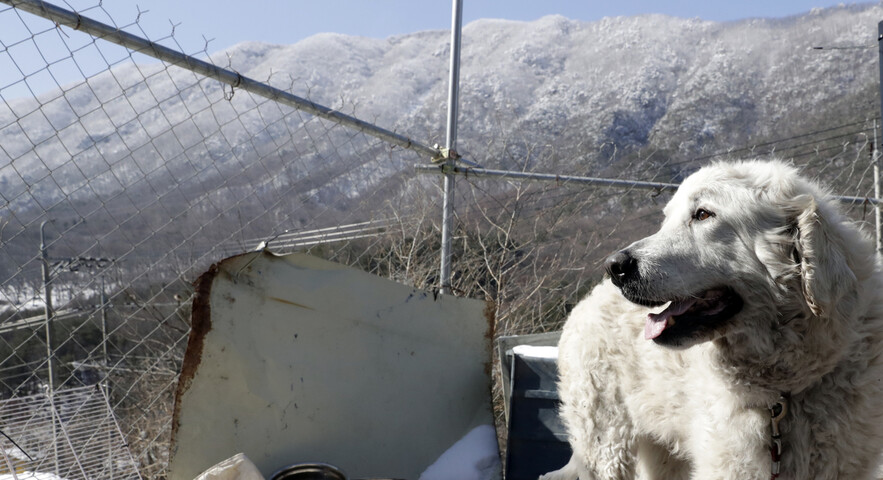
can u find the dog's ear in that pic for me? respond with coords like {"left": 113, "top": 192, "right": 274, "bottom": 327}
{"left": 789, "top": 194, "right": 856, "bottom": 317}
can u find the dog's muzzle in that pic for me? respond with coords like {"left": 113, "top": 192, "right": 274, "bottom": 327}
{"left": 605, "top": 249, "right": 664, "bottom": 308}
{"left": 605, "top": 250, "right": 638, "bottom": 288}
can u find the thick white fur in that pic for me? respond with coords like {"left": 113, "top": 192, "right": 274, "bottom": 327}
{"left": 541, "top": 161, "right": 883, "bottom": 480}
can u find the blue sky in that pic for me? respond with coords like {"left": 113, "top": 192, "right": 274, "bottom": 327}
{"left": 70, "top": 1, "right": 870, "bottom": 52}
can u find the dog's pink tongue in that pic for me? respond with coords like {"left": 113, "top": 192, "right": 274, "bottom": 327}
{"left": 645, "top": 299, "right": 696, "bottom": 340}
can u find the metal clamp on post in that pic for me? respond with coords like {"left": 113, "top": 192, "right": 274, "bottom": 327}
{"left": 431, "top": 144, "right": 461, "bottom": 164}
{"left": 431, "top": 144, "right": 461, "bottom": 175}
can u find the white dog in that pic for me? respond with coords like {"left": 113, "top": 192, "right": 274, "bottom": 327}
{"left": 541, "top": 160, "right": 883, "bottom": 480}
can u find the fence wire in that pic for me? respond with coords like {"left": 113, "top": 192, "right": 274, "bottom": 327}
{"left": 0, "top": 1, "right": 880, "bottom": 479}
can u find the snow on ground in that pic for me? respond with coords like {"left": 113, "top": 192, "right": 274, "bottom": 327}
{"left": 0, "top": 447, "right": 32, "bottom": 464}
{"left": 512, "top": 344, "right": 559, "bottom": 359}
{"left": 0, "top": 472, "right": 67, "bottom": 480}
{"left": 418, "top": 424, "right": 501, "bottom": 480}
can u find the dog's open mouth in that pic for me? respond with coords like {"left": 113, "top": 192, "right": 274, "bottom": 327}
{"left": 642, "top": 288, "right": 743, "bottom": 344}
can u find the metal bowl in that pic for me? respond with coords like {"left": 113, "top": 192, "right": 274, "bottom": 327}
{"left": 269, "top": 463, "right": 347, "bottom": 480}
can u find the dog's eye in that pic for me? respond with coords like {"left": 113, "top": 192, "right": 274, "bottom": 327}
{"left": 693, "top": 208, "right": 715, "bottom": 221}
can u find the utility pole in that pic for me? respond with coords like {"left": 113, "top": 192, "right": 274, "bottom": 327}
{"left": 39, "top": 220, "right": 56, "bottom": 392}
{"left": 39, "top": 219, "right": 58, "bottom": 475}
{"left": 101, "top": 275, "right": 108, "bottom": 373}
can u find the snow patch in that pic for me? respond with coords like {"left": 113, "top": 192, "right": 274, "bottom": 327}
{"left": 0, "top": 472, "right": 68, "bottom": 480}
{"left": 512, "top": 345, "right": 559, "bottom": 359}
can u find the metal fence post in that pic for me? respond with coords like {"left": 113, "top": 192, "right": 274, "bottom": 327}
{"left": 875, "top": 120, "right": 881, "bottom": 253}
{"left": 877, "top": 21, "right": 883, "bottom": 253}
{"left": 440, "top": 0, "right": 463, "bottom": 296}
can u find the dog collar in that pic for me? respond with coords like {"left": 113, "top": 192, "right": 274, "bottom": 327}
{"left": 769, "top": 395, "right": 789, "bottom": 479}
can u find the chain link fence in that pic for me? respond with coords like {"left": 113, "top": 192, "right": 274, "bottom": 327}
{"left": 0, "top": 1, "right": 880, "bottom": 478}
{"left": 0, "top": 1, "right": 434, "bottom": 476}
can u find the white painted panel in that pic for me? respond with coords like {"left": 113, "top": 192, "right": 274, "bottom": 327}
{"left": 170, "top": 252, "right": 495, "bottom": 480}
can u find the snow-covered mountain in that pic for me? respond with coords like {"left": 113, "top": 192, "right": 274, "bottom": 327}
{"left": 215, "top": 4, "right": 883, "bottom": 159}
{"left": 5, "top": 4, "right": 882, "bottom": 181}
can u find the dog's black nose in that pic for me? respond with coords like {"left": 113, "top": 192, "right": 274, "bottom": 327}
{"left": 605, "top": 250, "right": 638, "bottom": 287}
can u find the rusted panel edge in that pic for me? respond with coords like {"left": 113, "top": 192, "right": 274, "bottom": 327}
{"left": 483, "top": 298, "right": 497, "bottom": 378}
{"left": 169, "top": 261, "right": 219, "bottom": 454}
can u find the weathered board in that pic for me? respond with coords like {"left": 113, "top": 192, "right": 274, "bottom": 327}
{"left": 170, "top": 251, "right": 495, "bottom": 480}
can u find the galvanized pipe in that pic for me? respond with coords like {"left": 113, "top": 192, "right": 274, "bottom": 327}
{"left": 416, "top": 164, "right": 681, "bottom": 191}
{"left": 415, "top": 164, "right": 882, "bottom": 206}
{"left": 875, "top": 121, "right": 881, "bottom": 253}
{"left": 439, "top": 0, "right": 463, "bottom": 296}
{"left": 877, "top": 21, "right": 883, "bottom": 250}
{"left": 445, "top": 1, "right": 463, "bottom": 151}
